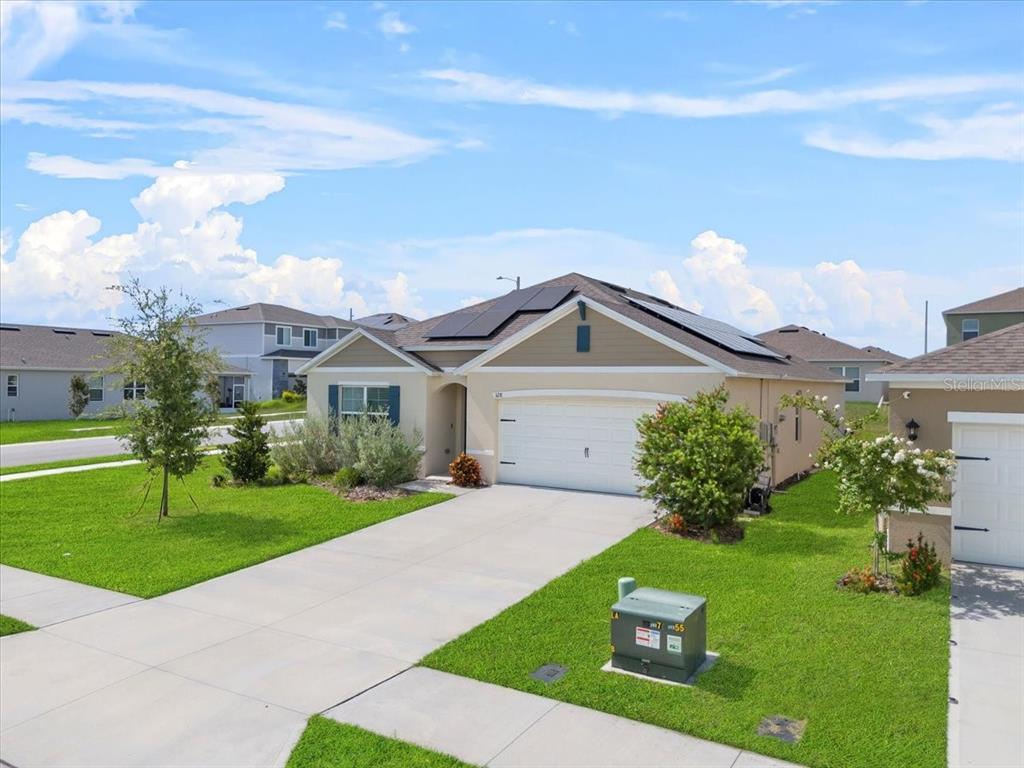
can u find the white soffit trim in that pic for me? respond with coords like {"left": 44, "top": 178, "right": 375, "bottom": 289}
{"left": 948, "top": 411, "right": 1024, "bottom": 426}
{"left": 307, "top": 367, "right": 425, "bottom": 374}
{"left": 296, "top": 329, "right": 433, "bottom": 375}
{"left": 494, "top": 389, "right": 688, "bottom": 402}
{"left": 403, "top": 344, "right": 491, "bottom": 352}
{"left": 456, "top": 295, "right": 736, "bottom": 376}
{"left": 867, "top": 372, "right": 1024, "bottom": 383}
{"left": 473, "top": 366, "right": 718, "bottom": 374}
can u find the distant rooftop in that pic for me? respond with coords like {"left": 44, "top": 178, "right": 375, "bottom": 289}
{"left": 874, "top": 322, "right": 1024, "bottom": 376}
{"left": 757, "top": 325, "right": 902, "bottom": 363}
{"left": 0, "top": 323, "right": 120, "bottom": 370}
{"left": 194, "top": 302, "right": 355, "bottom": 329}
{"left": 355, "top": 312, "right": 415, "bottom": 330}
{"left": 943, "top": 287, "right": 1024, "bottom": 316}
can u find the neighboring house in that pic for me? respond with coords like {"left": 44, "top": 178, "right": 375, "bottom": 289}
{"left": 757, "top": 325, "right": 905, "bottom": 403}
{"left": 867, "top": 323, "right": 1024, "bottom": 568}
{"left": 194, "top": 303, "right": 357, "bottom": 404}
{"left": 0, "top": 323, "right": 127, "bottom": 421}
{"left": 298, "top": 273, "right": 845, "bottom": 496}
{"left": 942, "top": 286, "right": 1024, "bottom": 346}
{"left": 355, "top": 312, "right": 414, "bottom": 331}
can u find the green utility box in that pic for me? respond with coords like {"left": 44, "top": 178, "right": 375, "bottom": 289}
{"left": 610, "top": 580, "right": 707, "bottom": 684}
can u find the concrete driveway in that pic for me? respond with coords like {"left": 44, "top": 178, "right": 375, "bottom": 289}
{"left": 0, "top": 418, "right": 302, "bottom": 467}
{"left": 948, "top": 563, "right": 1023, "bottom": 768}
{"left": 0, "top": 485, "right": 652, "bottom": 767}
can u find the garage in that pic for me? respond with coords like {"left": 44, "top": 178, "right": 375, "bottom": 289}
{"left": 950, "top": 412, "right": 1024, "bottom": 568}
{"left": 497, "top": 394, "right": 666, "bottom": 495}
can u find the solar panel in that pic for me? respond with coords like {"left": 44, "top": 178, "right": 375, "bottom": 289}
{"left": 457, "top": 309, "right": 517, "bottom": 337}
{"left": 520, "top": 285, "right": 574, "bottom": 311}
{"left": 426, "top": 313, "right": 479, "bottom": 338}
{"left": 628, "top": 298, "right": 783, "bottom": 359}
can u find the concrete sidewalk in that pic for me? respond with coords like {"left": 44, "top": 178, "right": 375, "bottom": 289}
{"left": 0, "top": 564, "right": 139, "bottom": 626}
{"left": 948, "top": 563, "right": 1023, "bottom": 768}
{"left": 327, "top": 667, "right": 799, "bottom": 768}
{"left": 1, "top": 485, "right": 654, "bottom": 767}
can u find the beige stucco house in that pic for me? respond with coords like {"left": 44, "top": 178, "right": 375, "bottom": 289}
{"left": 299, "top": 274, "right": 843, "bottom": 496}
{"left": 942, "top": 286, "right": 1024, "bottom": 346}
{"left": 867, "top": 322, "right": 1024, "bottom": 568}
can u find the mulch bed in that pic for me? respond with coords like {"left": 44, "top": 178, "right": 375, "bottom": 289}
{"left": 309, "top": 478, "right": 411, "bottom": 502}
{"left": 653, "top": 519, "right": 745, "bottom": 544}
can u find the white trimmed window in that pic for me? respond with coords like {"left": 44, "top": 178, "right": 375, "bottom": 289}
{"left": 123, "top": 380, "right": 146, "bottom": 400}
{"left": 6, "top": 374, "right": 17, "bottom": 397}
{"left": 276, "top": 326, "right": 292, "bottom": 346}
{"left": 828, "top": 365, "right": 861, "bottom": 393}
{"left": 340, "top": 385, "right": 389, "bottom": 418}
{"left": 303, "top": 328, "right": 318, "bottom": 348}
{"left": 89, "top": 375, "right": 104, "bottom": 402}
{"left": 961, "top": 318, "right": 979, "bottom": 341}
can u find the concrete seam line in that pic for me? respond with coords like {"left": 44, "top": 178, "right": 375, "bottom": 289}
{"left": 483, "top": 697, "right": 561, "bottom": 766}
{"left": 315, "top": 664, "right": 415, "bottom": 715}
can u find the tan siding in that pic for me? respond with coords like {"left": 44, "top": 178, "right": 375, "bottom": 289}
{"left": 319, "top": 336, "right": 413, "bottom": 367}
{"left": 487, "top": 310, "right": 701, "bottom": 367}
{"left": 888, "top": 512, "right": 951, "bottom": 565}
{"left": 416, "top": 349, "right": 482, "bottom": 369}
{"left": 888, "top": 388, "right": 1024, "bottom": 456}
{"left": 726, "top": 377, "right": 846, "bottom": 486}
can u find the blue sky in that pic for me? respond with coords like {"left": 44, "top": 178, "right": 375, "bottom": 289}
{"left": 1, "top": 0, "right": 1021, "bottom": 355}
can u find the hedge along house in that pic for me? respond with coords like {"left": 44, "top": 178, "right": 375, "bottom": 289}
{"left": 299, "top": 274, "right": 844, "bottom": 496}
{"left": 756, "top": 324, "right": 905, "bottom": 403}
{"left": 867, "top": 323, "right": 1024, "bottom": 568}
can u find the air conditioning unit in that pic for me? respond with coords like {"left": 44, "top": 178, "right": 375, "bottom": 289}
{"left": 610, "top": 578, "right": 707, "bottom": 684}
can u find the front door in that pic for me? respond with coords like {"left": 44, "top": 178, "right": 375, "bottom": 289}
{"left": 232, "top": 384, "right": 246, "bottom": 408}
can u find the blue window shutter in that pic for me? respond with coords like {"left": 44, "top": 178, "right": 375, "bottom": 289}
{"left": 576, "top": 325, "right": 591, "bottom": 352}
{"left": 328, "top": 384, "right": 339, "bottom": 424}
{"left": 388, "top": 385, "right": 401, "bottom": 426}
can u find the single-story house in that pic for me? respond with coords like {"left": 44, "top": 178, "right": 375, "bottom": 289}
{"left": 942, "top": 286, "right": 1024, "bottom": 346}
{"left": 194, "top": 303, "right": 357, "bottom": 403}
{"left": 299, "top": 273, "right": 845, "bottom": 496}
{"left": 868, "top": 322, "right": 1024, "bottom": 568}
{"left": 757, "top": 324, "right": 905, "bottom": 403}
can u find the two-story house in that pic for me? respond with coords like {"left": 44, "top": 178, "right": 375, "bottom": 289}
{"left": 942, "top": 286, "right": 1024, "bottom": 346}
{"left": 194, "top": 304, "right": 357, "bottom": 405}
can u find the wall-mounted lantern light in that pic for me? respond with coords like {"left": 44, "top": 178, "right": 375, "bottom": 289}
{"left": 905, "top": 418, "right": 920, "bottom": 442}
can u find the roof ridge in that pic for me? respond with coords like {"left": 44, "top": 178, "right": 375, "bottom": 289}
{"left": 883, "top": 321, "right": 1024, "bottom": 373}
{"left": 943, "top": 285, "right": 1024, "bottom": 315}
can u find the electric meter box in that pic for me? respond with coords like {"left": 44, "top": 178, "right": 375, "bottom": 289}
{"left": 610, "top": 586, "right": 707, "bottom": 684}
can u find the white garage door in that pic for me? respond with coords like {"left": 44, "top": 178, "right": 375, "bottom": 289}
{"left": 498, "top": 397, "right": 657, "bottom": 495}
{"left": 951, "top": 413, "right": 1024, "bottom": 568}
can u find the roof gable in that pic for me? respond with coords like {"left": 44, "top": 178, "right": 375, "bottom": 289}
{"left": 872, "top": 322, "right": 1024, "bottom": 378}
{"left": 943, "top": 287, "right": 1024, "bottom": 316}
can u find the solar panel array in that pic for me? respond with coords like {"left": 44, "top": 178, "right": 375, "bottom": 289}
{"left": 426, "top": 284, "right": 574, "bottom": 339}
{"left": 627, "top": 297, "right": 783, "bottom": 359}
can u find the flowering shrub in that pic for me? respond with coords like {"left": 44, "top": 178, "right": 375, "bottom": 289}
{"left": 636, "top": 386, "right": 764, "bottom": 533}
{"left": 838, "top": 566, "right": 878, "bottom": 594}
{"left": 781, "top": 393, "right": 956, "bottom": 578}
{"left": 449, "top": 452, "right": 482, "bottom": 487}
{"left": 896, "top": 533, "right": 942, "bottom": 596}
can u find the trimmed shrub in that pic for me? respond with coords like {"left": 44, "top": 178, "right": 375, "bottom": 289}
{"left": 448, "top": 452, "right": 482, "bottom": 487}
{"left": 351, "top": 418, "right": 422, "bottom": 489}
{"left": 271, "top": 417, "right": 349, "bottom": 478}
{"left": 291, "top": 377, "right": 307, "bottom": 396}
{"left": 260, "top": 464, "right": 286, "bottom": 486}
{"left": 333, "top": 466, "right": 363, "bottom": 490}
{"left": 281, "top": 390, "right": 302, "bottom": 403}
{"left": 210, "top": 472, "right": 228, "bottom": 488}
{"left": 222, "top": 401, "right": 271, "bottom": 483}
{"left": 69, "top": 375, "right": 90, "bottom": 418}
{"left": 635, "top": 386, "right": 764, "bottom": 533}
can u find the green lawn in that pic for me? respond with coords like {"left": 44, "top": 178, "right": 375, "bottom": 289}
{"left": 0, "top": 461, "right": 451, "bottom": 597}
{"left": 845, "top": 401, "right": 890, "bottom": 440}
{"left": 422, "top": 472, "right": 949, "bottom": 768}
{"left": 287, "top": 718, "right": 471, "bottom": 768}
{"left": 0, "top": 417, "right": 128, "bottom": 445}
{"left": 0, "top": 615, "right": 35, "bottom": 636}
{"left": 0, "top": 454, "right": 135, "bottom": 476}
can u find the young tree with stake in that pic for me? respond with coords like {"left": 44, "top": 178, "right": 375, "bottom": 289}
{"left": 106, "top": 280, "right": 223, "bottom": 521}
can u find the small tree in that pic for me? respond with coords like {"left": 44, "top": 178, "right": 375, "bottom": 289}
{"left": 780, "top": 393, "right": 956, "bottom": 576}
{"left": 635, "top": 386, "right": 764, "bottom": 533}
{"left": 106, "top": 279, "right": 223, "bottom": 521}
{"left": 68, "top": 375, "right": 90, "bottom": 418}
{"left": 222, "top": 401, "right": 271, "bottom": 483}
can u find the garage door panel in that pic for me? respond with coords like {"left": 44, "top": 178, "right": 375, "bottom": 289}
{"left": 498, "top": 397, "right": 654, "bottom": 495}
{"left": 951, "top": 419, "right": 1024, "bottom": 568}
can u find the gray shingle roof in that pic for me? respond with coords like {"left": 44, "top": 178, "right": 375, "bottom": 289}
{"left": 355, "top": 312, "right": 414, "bottom": 330}
{"left": 943, "top": 287, "right": 1024, "bottom": 316}
{"left": 757, "top": 325, "right": 903, "bottom": 363}
{"left": 358, "top": 273, "right": 842, "bottom": 382}
{"left": 194, "top": 303, "right": 356, "bottom": 329}
{"left": 0, "top": 323, "right": 119, "bottom": 370}
{"left": 873, "top": 322, "right": 1024, "bottom": 376}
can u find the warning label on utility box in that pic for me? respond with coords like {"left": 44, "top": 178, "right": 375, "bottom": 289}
{"left": 666, "top": 634, "right": 683, "bottom": 654}
{"left": 635, "top": 626, "right": 661, "bottom": 649}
